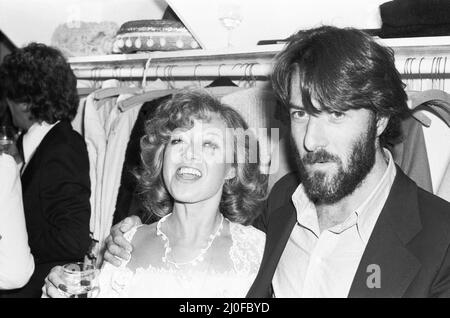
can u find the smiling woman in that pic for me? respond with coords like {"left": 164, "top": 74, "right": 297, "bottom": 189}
{"left": 43, "top": 89, "right": 268, "bottom": 298}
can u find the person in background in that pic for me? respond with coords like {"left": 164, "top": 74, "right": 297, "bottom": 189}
{"left": 0, "top": 153, "right": 34, "bottom": 290}
{"left": 104, "top": 26, "right": 450, "bottom": 298}
{"left": 43, "top": 90, "right": 267, "bottom": 298}
{"left": 0, "top": 43, "right": 91, "bottom": 297}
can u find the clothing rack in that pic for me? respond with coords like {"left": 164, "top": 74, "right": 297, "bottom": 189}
{"left": 69, "top": 45, "right": 280, "bottom": 81}
{"left": 72, "top": 62, "right": 273, "bottom": 80}
{"left": 68, "top": 37, "right": 450, "bottom": 82}
{"left": 71, "top": 57, "right": 450, "bottom": 80}
{"left": 398, "top": 57, "right": 450, "bottom": 78}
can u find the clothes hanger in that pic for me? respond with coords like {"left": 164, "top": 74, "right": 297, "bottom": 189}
{"left": 193, "top": 63, "right": 203, "bottom": 88}
{"left": 405, "top": 57, "right": 415, "bottom": 90}
{"left": 406, "top": 56, "right": 432, "bottom": 127}
{"left": 409, "top": 89, "right": 450, "bottom": 128}
{"left": 248, "top": 63, "right": 258, "bottom": 87}
{"left": 431, "top": 57, "right": 438, "bottom": 90}
{"left": 92, "top": 66, "right": 142, "bottom": 100}
{"left": 76, "top": 68, "right": 98, "bottom": 96}
{"left": 203, "top": 63, "right": 242, "bottom": 99}
{"left": 77, "top": 68, "right": 101, "bottom": 96}
{"left": 165, "top": 64, "right": 177, "bottom": 89}
{"left": 77, "top": 87, "right": 97, "bottom": 96}
{"left": 437, "top": 57, "right": 443, "bottom": 90}
{"left": 418, "top": 57, "right": 425, "bottom": 92}
{"left": 206, "top": 64, "right": 238, "bottom": 88}
{"left": 206, "top": 76, "right": 238, "bottom": 87}
{"left": 118, "top": 88, "right": 179, "bottom": 112}
{"left": 117, "top": 59, "right": 177, "bottom": 112}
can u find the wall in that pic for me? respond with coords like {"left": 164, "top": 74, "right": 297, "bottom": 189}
{"left": 1, "top": 0, "right": 388, "bottom": 49}
{"left": 0, "top": 0, "right": 167, "bottom": 47}
{"left": 167, "top": 0, "right": 387, "bottom": 50}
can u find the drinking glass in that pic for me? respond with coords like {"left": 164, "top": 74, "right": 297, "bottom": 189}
{"left": 58, "top": 262, "right": 100, "bottom": 298}
{"left": 218, "top": 2, "right": 243, "bottom": 48}
{"left": 0, "top": 125, "right": 14, "bottom": 154}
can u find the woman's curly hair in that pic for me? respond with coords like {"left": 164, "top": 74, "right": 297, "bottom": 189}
{"left": 0, "top": 42, "right": 79, "bottom": 123}
{"left": 137, "top": 89, "right": 268, "bottom": 225}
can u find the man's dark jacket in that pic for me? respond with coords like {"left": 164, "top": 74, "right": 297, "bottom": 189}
{"left": 248, "top": 166, "right": 450, "bottom": 297}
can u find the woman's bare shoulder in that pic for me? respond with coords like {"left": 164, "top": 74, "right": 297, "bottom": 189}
{"left": 130, "top": 222, "right": 158, "bottom": 248}
{"left": 126, "top": 222, "right": 162, "bottom": 271}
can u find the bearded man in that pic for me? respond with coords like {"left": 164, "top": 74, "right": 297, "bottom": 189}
{"left": 246, "top": 26, "right": 450, "bottom": 298}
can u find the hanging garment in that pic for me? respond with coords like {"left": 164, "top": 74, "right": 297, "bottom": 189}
{"left": 113, "top": 95, "right": 172, "bottom": 225}
{"left": 267, "top": 135, "right": 298, "bottom": 192}
{"left": 71, "top": 97, "right": 87, "bottom": 136}
{"left": 437, "top": 161, "right": 450, "bottom": 202}
{"left": 72, "top": 80, "right": 101, "bottom": 136}
{"left": 83, "top": 79, "right": 134, "bottom": 252}
{"left": 389, "top": 114, "right": 433, "bottom": 193}
{"left": 83, "top": 93, "right": 112, "bottom": 253}
{"left": 420, "top": 112, "right": 450, "bottom": 194}
{"left": 221, "top": 83, "right": 281, "bottom": 175}
{"left": 100, "top": 96, "right": 141, "bottom": 253}
{"left": 83, "top": 89, "right": 142, "bottom": 264}
{"left": 406, "top": 90, "right": 450, "bottom": 199}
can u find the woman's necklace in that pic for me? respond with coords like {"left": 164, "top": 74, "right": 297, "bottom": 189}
{"left": 157, "top": 213, "right": 225, "bottom": 269}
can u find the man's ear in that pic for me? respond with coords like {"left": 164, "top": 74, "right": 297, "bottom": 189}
{"left": 225, "top": 165, "right": 236, "bottom": 180}
{"left": 18, "top": 103, "right": 29, "bottom": 112}
{"left": 376, "top": 115, "right": 389, "bottom": 137}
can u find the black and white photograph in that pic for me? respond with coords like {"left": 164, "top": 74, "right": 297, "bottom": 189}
{"left": 0, "top": 0, "right": 450, "bottom": 304}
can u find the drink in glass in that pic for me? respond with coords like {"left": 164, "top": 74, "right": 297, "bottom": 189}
{"left": 0, "top": 126, "right": 14, "bottom": 154}
{"left": 59, "top": 262, "right": 100, "bottom": 298}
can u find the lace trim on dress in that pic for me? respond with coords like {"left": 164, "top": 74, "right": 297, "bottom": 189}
{"left": 229, "top": 222, "right": 265, "bottom": 275}
{"left": 98, "top": 222, "right": 265, "bottom": 297}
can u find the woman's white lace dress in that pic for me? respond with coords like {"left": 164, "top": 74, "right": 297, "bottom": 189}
{"left": 97, "top": 220, "right": 265, "bottom": 298}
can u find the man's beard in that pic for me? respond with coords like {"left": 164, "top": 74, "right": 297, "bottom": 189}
{"left": 292, "top": 119, "right": 377, "bottom": 205}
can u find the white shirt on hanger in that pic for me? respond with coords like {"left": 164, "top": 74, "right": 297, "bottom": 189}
{"left": 83, "top": 89, "right": 142, "bottom": 264}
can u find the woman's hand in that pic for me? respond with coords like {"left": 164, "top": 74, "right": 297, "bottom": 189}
{"left": 103, "top": 216, "right": 142, "bottom": 266}
{"left": 42, "top": 266, "right": 67, "bottom": 298}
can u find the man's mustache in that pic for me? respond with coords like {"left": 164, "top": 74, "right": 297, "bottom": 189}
{"left": 301, "top": 150, "right": 340, "bottom": 165}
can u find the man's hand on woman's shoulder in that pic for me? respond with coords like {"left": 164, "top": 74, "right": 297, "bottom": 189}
{"left": 103, "top": 215, "right": 142, "bottom": 266}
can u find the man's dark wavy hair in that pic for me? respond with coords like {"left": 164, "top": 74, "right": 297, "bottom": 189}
{"left": 0, "top": 42, "right": 79, "bottom": 123}
{"left": 136, "top": 89, "right": 268, "bottom": 225}
{"left": 271, "top": 26, "right": 410, "bottom": 147}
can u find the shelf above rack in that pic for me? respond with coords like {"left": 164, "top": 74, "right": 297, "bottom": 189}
{"left": 68, "top": 36, "right": 450, "bottom": 80}
{"left": 68, "top": 44, "right": 283, "bottom": 66}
